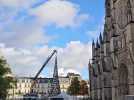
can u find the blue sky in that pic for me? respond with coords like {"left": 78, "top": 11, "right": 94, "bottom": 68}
{"left": 0, "top": 0, "right": 105, "bottom": 80}
{"left": 47, "top": 0, "right": 105, "bottom": 47}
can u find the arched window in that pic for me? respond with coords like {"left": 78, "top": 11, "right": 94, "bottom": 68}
{"left": 118, "top": 64, "right": 129, "bottom": 96}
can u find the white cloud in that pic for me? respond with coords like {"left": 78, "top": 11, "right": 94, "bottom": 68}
{"left": 30, "top": 0, "right": 89, "bottom": 27}
{"left": 0, "top": 0, "right": 89, "bottom": 48}
{"left": 0, "top": 0, "right": 35, "bottom": 8}
{"left": 58, "top": 41, "right": 91, "bottom": 69}
{"left": 0, "top": 0, "right": 91, "bottom": 78}
{"left": 0, "top": 41, "right": 91, "bottom": 78}
{"left": 0, "top": 0, "right": 52, "bottom": 48}
{"left": 0, "top": 18, "right": 55, "bottom": 47}
{"left": 58, "top": 68, "right": 80, "bottom": 76}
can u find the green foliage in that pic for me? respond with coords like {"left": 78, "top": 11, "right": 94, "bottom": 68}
{"left": 79, "top": 80, "right": 89, "bottom": 95}
{"left": 0, "top": 59, "right": 11, "bottom": 75}
{"left": 67, "top": 77, "right": 80, "bottom": 95}
{"left": 67, "top": 78, "right": 89, "bottom": 96}
{"left": 0, "top": 58, "right": 14, "bottom": 99}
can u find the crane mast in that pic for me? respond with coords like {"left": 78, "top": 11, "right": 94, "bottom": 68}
{"left": 31, "top": 50, "right": 57, "bottom": 92}
{"left": 49, "top": 56, "right": 61, "bottom": 96}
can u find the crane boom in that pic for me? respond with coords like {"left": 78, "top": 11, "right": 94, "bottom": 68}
{"left": 33, "top": 50, "right": 57, "bottom": 80}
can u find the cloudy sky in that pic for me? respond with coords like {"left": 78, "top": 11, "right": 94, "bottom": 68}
{"left": 0, "top": 0, "right": 105, "bottom": 79}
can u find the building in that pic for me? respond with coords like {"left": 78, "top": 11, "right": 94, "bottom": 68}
{"left": 67, "top": 72, "right": 82, "bottom": 82}
{"left": 58, "top": 73, "right": 82, "bottom": 93}
{"left": 7, "top": 72, "right": 82, "bottom": 98}
{"left": 85, "top": 80, "right": 90, "bottom": 96}
{"left": 59, "top": 76, "right": 70, "bottom": 93}
{"left": 33, "top": 78, "right": 53, "bottom": 96}
{"left": 89, "top": 0, "right": 134, "bottom": 100}
{"left": 7, "top": 77, "right": 53, "bottom": 98}
{"left": 59, "top": 73, "right": 82, "bottom": 93}
{"left": 16, "top": 77, "right": 32, "bottom": 95}
{"left": 7, "top": 77, "right": 32, "bottom": 99}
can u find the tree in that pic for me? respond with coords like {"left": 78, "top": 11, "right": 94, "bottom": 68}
{"left": 0, "top": 57, "right": 14, "bottom": 99}
{"left": 67, "top": 77, "right": 80, "bottom": 95}
{"left": 79, "top": 80, "right": 89, "bottom": 95}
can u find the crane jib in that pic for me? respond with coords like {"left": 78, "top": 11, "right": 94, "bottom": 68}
{"left": 33, "top": 50, "right": 57, "bottom": 80}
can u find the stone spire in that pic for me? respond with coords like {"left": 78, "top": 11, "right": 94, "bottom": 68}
{"left": 96, "top": 39, "right": 100, "bottom": 48}
{"left": 99, "top": 33, "right": 103, "bottom": 44}
{"left": 96, "top": 39, "right": 100, "bottom": 61}
{"left": 103, "top": 23, "right": 109, "bottom": 43}
{"left": 92, "top": 40, "right": 95, "bottom": 47}
{"left": 99, "top": 32, "right": 104, "bottom": 55}
{"left": 92, "top": 40, "right": 95, "bottom": 58}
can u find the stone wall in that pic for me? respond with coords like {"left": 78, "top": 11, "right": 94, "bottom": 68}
{"left": 89, "top": 0, "right": 134, "bottom": 100}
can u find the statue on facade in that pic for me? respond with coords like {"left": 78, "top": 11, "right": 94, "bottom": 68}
{"left": 126, "top": 0, "right": 133, "bottom": 23}
{"left": 105, "top": 0, "right": 111, "bottom": 17}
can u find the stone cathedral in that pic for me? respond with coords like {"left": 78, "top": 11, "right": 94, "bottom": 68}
{"left": 89, "top": 0, "right": 134, "bottom": 100}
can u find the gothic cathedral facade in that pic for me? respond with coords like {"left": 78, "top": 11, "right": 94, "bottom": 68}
{"left": 89, "top": 0, "right": 134, "bottom": 100}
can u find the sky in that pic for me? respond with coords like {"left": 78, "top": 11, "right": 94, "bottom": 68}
{"left": 0, "top": 0, "right": 105, "bottom": 80}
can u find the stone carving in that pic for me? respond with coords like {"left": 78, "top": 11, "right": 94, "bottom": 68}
{"left": 103, "top": 24, "right": 109, "bottom": 43}
{"left": 126, "top": 0, "right": 133, "bottom": 23}
{"left": 115, "top": 0, "right": 133, "bottom": 29}
{"left": 118, "top": 65, "right": 129, "bottom": 97}
{"left": 89, "top": 0, "right": 134, "bottom": 100}
{"left": 115, "top": 0, "right": 126, "bottom": 29}
{"left": 113, "top": 0, "right": 117, "bottom": 3}
{"left": 106, "top": 0, "right": 111, "bottom": 17}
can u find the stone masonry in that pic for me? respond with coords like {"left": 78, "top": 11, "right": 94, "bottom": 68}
{"left": 89, "top": 0, "right": 134, "bottom": 100}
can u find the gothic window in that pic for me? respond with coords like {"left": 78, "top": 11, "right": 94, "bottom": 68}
{"left": 121, "top": 38, "right": 124, "bottom": 48}
{"left": 119, "top": 36, "right": 125, "bottom": 49}
{"left": 98, "top": 63, "right": 102, "bottom": 74}
{"left": 121, "top": 32, "right": 127, "bottom": 48}
{"left": 104, "top": 77, "right": 107, "bottom": 86}
{"left": 102, "top": 59, "right": 106, "bottom": 72}
{"left": 115, "top": 39, "right": 119, "bottom": 51}
{"left": 118, "top": 64, "right": 129, "bottom": 96}
{"left": 113, "top": 55, "right": 118, "bottom": 69}
{"left": 118, "top": 37, "right": 122, "bottom": 49}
